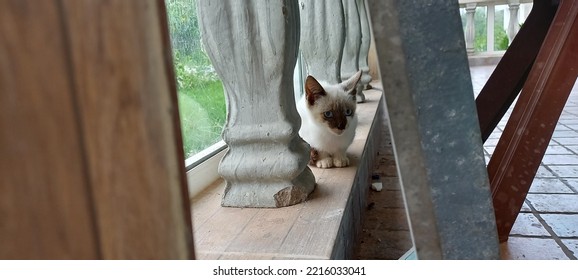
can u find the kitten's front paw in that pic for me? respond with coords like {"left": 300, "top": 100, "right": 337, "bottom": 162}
{"left": 316, "top": 157, "right": 334, "bottom": 169}
{"left": 333, "top": 154, "right": 350, "bottom": 168}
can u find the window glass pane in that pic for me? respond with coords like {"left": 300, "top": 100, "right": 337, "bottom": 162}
{"left": 166, "top": 0, "right": 226, "bottom": 158}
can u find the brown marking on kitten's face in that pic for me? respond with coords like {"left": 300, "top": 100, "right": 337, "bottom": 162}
{"left": 317, "top": 100, "right": 356, "bottom": 135}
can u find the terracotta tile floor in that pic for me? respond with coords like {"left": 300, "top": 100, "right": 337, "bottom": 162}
{"left": 356, "top": 64, "right": 578, "bottom": 260}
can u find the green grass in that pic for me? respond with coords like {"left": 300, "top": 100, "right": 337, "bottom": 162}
{"left": 166, "top": 0, "right": 227, "bottom": 158}
{"left": 178, "top": 79, "right": 225, "bottom": 158}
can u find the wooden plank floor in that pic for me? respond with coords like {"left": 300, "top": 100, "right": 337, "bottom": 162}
{"left": 191, "top": 88, "right": 383, "bottom": 260}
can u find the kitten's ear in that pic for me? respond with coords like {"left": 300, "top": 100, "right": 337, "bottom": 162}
{"left": 305, "top": 76, "right": 326, "bottom": 106}
{"left": 341, "top": 70, "right": 362, "bottom": 95}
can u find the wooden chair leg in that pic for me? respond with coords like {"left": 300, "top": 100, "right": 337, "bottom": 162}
{"left": 488, "top": 0, "right": 578, "bottom": 242}
{"left": 476, "top": 0, "right": 558, "bottom": 143}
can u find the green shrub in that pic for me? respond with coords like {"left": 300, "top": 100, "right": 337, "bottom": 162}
{"left": 495, "top": 27, "right": 509, "bottom": 50}
{"left": 463, "top": 6, "right": 511, "bottom": 52}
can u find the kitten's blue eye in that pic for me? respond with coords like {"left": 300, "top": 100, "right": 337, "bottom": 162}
{"left": 345, "top": 109, "right": 353, "bottom": 116}
{"left": 323, "top": 111, "right": 333, "bottom": 118}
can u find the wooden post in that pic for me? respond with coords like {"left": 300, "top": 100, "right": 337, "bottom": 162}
{"left": 476, "top": 0, "right": 558, "bottom": 142}
{"left": 489, "top": 0, "right": 578, "bottom": 242}
{"left": 0, "top": 0, "right": 194, "bottom": 259}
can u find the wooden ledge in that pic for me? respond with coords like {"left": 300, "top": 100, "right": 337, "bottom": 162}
{"left": 191, "top": 87, "right": 385, "bottom": 259}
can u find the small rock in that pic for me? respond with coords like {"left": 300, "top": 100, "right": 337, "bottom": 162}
{"left": 371, "top": 182, "right": 383, "bottom": 192}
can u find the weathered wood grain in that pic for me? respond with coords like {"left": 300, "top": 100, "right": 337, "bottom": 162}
{"left": 192, "top": 90, "right": 383, "bottom": 259}
{"left": 0, "top": 0, "right": 193, "bottom": 259}
{"left": 0, "top": 0, "right": 99, "bottom": 259}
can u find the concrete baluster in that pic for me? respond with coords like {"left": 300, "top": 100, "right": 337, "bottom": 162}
{"left": 341, "top": 0, "right": 365, "bottom": 102}
{"left": 197, "top": 0, "right": 315, "bottom": 208}
{"left": 357, "top": 0, "right": 372, "bottom": 91}
{"left": 465, "top": 3, "right": 477, "bottom": 54}
{"left": 299, "top": 0, "right": 345, "bottom": 84}
{"left": 507, "top": 1, "right": 521, "bottom": 45}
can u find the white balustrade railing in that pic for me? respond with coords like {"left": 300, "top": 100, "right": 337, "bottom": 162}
{"left": 459, "top": 0, "right": 532, "bottom": 54}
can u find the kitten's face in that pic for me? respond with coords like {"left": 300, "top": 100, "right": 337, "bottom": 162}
{"left": 309, "top": 94, "right": 356, "bottom": 135}
{"left": 305, "top": 72, "right": 361, "bottom": 135}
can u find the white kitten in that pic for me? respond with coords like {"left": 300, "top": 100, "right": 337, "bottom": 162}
{"left": 297, "top": 71, "right": 362, "bottom": 168}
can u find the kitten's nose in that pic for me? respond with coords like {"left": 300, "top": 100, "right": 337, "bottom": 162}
{"left": 337, "top": 123, "right": 346, "bottom": 130}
